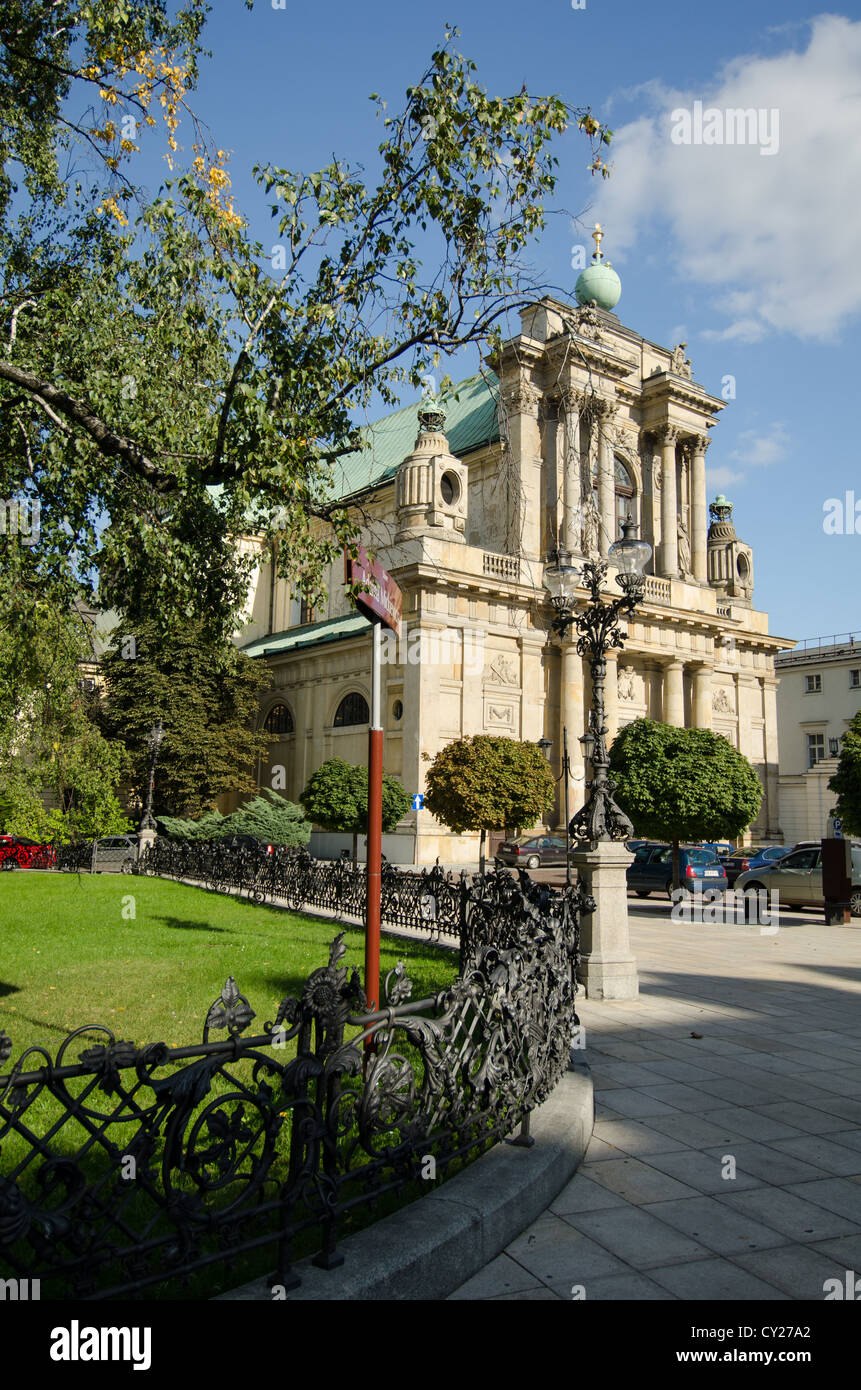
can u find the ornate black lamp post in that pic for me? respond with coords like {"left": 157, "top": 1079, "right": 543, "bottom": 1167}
{"left": 139, "top": 720, "right": 164, "bottom": 834}
{"left": 538, "top": 731, "right": 574, "bottom": 886}
{"left": 543, "top": 520, "right": 652, "bottom": 848}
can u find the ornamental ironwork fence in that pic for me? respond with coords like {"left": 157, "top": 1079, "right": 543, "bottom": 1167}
{"left": 137, "top": 840, "right": 466, "bottom": 942}
{"left": 0, "top": 871, "right": 588, "bottom": 1300}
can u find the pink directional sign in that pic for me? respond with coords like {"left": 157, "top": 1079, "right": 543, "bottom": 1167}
{"left": 345, "top": 545, "right": 402, "bottom": 638}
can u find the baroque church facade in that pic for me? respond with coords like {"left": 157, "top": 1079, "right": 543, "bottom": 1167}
{"left": 236, "top": 235, "right": 792, "bottom": 863}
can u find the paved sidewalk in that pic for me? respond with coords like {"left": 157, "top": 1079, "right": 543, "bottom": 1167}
{"left": 450, "top": 906, "right": 861, "bottom": 1300}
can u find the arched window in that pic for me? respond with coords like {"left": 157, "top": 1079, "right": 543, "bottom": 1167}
{"left": 591, "top": 457, "right": 636, "bottom": 539}
{"left": 264, "top": 703, "right": 294, "bottom": 735}
{"left": 334, "top": 692, "right": 369, "bottom": 727}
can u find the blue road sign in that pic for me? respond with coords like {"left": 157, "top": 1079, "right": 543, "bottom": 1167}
{"left": 412, "top": 793, "right": 424, "bottom": 811}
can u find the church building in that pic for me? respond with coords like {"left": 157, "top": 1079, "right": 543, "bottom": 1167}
{"left": 236, "top": 229, "right": 792, "bottom": 863}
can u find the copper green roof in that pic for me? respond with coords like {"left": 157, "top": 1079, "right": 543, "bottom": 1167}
{"left": 331, "top": 371, "right": 500, "bottom": 501}
{"left": 240, "top": 612, "right": 371, "bottom": 658}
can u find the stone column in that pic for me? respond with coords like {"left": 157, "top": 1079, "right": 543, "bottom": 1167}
{"left": 597, "top": 404, "right": 616, "bottom": 558}
{"left": 543, "top": 398, "right": 559, "bottom": 556}
{"left": 561, "top": 390, "right": 583, "bottom": 555}
{"left": 572, "top": 841, "right": 639, "bottom": 999}
{"left": 658, "top": 425, "right": 680, "bottom": 578}
{"left": 663, "top": 659, "right": 685, "bottom": 727}
{"left": 693, "top": 664, "right": 713, "bottom": 730}
{"left": 690, "top": 434, "right": 710, "bottom": 583}
{"left": 561, "top": 639, "right": 586, "bottom": 799}
{"left": 760, "top": 675, "right": 782, "bottom": 839}
{"left": 500, "top": 380, "right": 543, "bottom": 559}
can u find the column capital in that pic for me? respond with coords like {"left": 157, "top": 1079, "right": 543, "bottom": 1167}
{"left": 656, "top": 422, "right": 682, "bottom": 445}
{"left": 561, "top": 386, "right": 588, "bottom": 413}
{"left": 689, "top": 432, "right": 711, "bottom": 454}
{"left": 501, "top": 380, "right": 543, "bottom": 417}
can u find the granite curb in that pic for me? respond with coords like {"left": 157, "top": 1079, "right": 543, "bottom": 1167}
{"left": 215, "top": 1057, "right": 594, "bottom": 1302}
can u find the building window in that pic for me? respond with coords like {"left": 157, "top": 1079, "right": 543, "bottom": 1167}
{"left": 591, "top": 457, "right": 636, "bottom": 539}
{"left": 807, "top": 733, "right": 825, "bottom": 768}
{"left": 805, "top": 673, "right": 822, "bottom": 693}
{"left": 264, "top": 703, "right": 294, "bottom": 735}
{"left": 392, "top": 700, "right": 404, "bottom": 721}
{"left": 850, "top": 669, "right": 860, "bottom": 688}
{"left": 334, "top": 692, "right": 369, "bottom": 727}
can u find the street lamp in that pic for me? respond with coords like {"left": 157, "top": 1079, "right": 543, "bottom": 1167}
{"left": 139, "top": 720, "right": 164, "bottom": 833}
{"left": 543, "top": 519, "right": 652, "bottom": 848}
{"left": 539, "top": 732, "right": 575, "bottom": 887}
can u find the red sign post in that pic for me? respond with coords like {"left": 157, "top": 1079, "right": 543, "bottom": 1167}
{"left": 344, "top": 548, "right": 402, "bottom": 1019}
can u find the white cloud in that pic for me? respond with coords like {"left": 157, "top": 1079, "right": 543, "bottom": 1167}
{"left": 706, "top": 466, "right": 746, "bottom": 490}
{"left": 592, "top": 15, "right": 861, "bottom": 341}
{"left": 728, "top": 423, "right": 789, "bottom": 466}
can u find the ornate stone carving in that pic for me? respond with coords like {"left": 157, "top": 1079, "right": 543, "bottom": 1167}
{"left": 670, "top": 343, "right": 692, "bottom": 378}
{"left": 571, "top": 302, "right": 604, "bottom": 341}
{"left": 656, "top": 423, "right": 681, "bottom": 445}
{"left": 618, "top": 667, "right": 636, "bottom": 702}
{"left": 487, "top": 705, "right": 513, "bottom": 724}
{"left": 713, "top": 686, "right": 733, "bottom": 715}
{"left": 690, "top": 433, "right": 711, "bottom": 456}
{"left": 487, "top": 654, "right": 519, "bottom": 686}
{"left": 677, "top": 516, "right": 692, "bottom": 577}
{"left": 501, "top": 382, "right": 543, "bottom": 418}
{"left": 652, "top": 458, "right": 662, "bottom": 491}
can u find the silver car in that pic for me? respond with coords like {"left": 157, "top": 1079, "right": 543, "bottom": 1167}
{"left": 735, "top": 842, "right": 861, "bottom": 916}
{"left": 92, "top": 835, "right": 138, "bottom": 874}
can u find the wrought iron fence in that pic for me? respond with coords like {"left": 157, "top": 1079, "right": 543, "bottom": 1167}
{"left": 137, "top": 840, "right": 466, "bottom": 941}
{"left": 0, "top": 871, "right": 588, "bottom": 1299}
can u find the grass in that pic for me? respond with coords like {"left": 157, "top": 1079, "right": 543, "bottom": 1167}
{"left": 0, "top": 872, "right": 458, "bottom": 1056}
{"left": 0, "top": 872, "right": 463, "bottom": 1299}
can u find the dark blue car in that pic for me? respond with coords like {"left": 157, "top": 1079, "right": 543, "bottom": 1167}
{"left": 627, "top": 843, "right": 728, "bottom": 899}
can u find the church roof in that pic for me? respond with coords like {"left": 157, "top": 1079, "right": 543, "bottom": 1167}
{"left": 330, "top": 370, "right": 500, "bottom": 501}
{"left": 240, "top": 611, "right": 370, "bottom": 658}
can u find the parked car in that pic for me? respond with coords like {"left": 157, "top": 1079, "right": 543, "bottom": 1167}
{"left": 220, "top": 834, "right": 275, "bottom": 855}
{"left": 700, "top": 841, "right": 735, "bottom": 859}
{"left": 495, "top": 834, "right": 569, "bottom": 869}
{"left": 722, "top": 844, "right": 791, "bottom": 886}
{"left": 0, "top": 835, "right": 55, "bottom": 870}
{"left": 626, "top": 843, "right": 728, "bottom": 898}
{"left": 735, "top": 841, "right": 861, "bottom": 916}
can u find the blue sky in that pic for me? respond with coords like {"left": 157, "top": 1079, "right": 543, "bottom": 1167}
{"left": 150, "top": 1, "right": 860, "bottom": 644}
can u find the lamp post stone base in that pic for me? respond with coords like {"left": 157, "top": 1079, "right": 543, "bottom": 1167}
{"left": 571, "top": 840, "right": 639, "bottom": 1000}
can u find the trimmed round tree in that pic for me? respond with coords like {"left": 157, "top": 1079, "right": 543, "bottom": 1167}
{"left": 609, "top": 718, "right": 763, "bottom": 890}
{"left": 422, "top": 735, "right": 555, "bottom": 873}
{"left": 828, "top": 711, "right": 861, "bottom": 834}
{"left": 300, "top": 758, "right": 410, "bottom": 863}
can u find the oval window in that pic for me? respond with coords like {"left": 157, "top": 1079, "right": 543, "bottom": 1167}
{"left": 440, "top": 471, "right": 460, "bottom": 506}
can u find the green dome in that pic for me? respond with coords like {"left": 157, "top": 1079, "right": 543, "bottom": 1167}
{"left": 575, "top": 261, "right": 621, "bottom": 310}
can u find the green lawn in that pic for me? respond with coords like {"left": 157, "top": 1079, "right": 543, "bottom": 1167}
{"left": 0, "top": 873, "right": 461, "bottom": 1299}
{"left": 0, "top": 872, "right": 458, "bottom": 1059}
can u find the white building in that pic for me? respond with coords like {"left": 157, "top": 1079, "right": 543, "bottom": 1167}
{"left": 776, "top": 633, "right": 861, "bottom": 843}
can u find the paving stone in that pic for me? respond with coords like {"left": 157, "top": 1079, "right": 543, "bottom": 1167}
{"left": 637, "top": 1082, "right": 732, "bottom": 1114}
{"left": 555, "top": 1271, "right": 677, "bottom": 1301}
{"left": 700, "top": 1107, "right": 804, "bottom": 1142}
{"left": 593, "top": 1118, "right": 690, "bottom": 1157}
{"left": 581, "top": 1156, "right": 701, "bottom": 1205}
{"left": 635, "top": 1147, "right": 764, "bottom": 1195}
{"left": 689, "top": 1078, "right": 783, "bottom": 1107}
{"left": 719, "top": 1187, "right": 861, "bottom": 1242}
{"left": 643, "top": 1058, "right": 724, "bottom": 1083}
{"left": 770, "top": 1135, "right": 861, "bottom": 1176}
{"left": 826, "top": 1129, "right": 861, "bottom": 1154}
{"left": 591, "top": 1060, "right": 676, "bottom": 1086}
{"left": 732, "top": 1243, "right": 856, "bottom": 1300}
{"left": 703, "top": 1141, "right": 829, "bottom": 1185}
{"left": 756, "top": 1102, "right": 855, "bottom": 1135}
{"left": 589, "top": 1087, "right": 682, "bottom": 1119}
{"left": 505, "top": 1214, "right": 629, "bottom": 1282}
{"left": 783, "top": 1178, "right": 861, "bottom": 1224}
{"left": 447, "top": 1253, "right": 542, "bottom": 1300}
{"left": 489, "top": 1286, "right": 564, "bottom": 1300}
{"left": 564, "top": 1206, "right": 711, "bottom": 1269}
{"left": 638, "top": 1111, "right": 750, "bottom": 1149}
{"left": 550, "top": 1172, "right": 630, "bottom": 1216}
{"left": 639, "top": 1195, "right": 787, "bottom": 1255}
{"left": 646, "top": 1257, "right": 788, "bottom": 1300}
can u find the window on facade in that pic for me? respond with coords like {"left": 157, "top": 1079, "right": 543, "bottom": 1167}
{"left": 807, "top": 733, "right": 825, "bottom": 768}
{"left": 805, "top": 673, "right": 822, "bottom": 693}
{"left": 264, "top": 704, "right": 294, "bottom": 735}
{"left": 591, "top": 457, "right": 636, "bottom": 539}
{"left": 850, "top": 669, "right": 860, "bottom": 688}
{"left": 334, "top": 692, "right": 370, "bottom": 727}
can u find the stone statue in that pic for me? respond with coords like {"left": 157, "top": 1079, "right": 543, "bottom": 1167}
{"left": 618, "top": 667, "right": 635, "bottom": 702}
{"left": 670, "top": 343, "right": 692, "bottom": 378}
{"left": 677, "top": 515, "right": 691, "bottom": 576}
{"left": 581, "top": 503, "right": 599, "bottom": 557}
